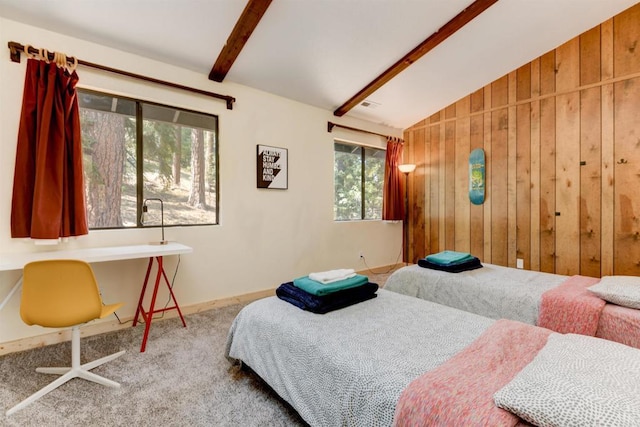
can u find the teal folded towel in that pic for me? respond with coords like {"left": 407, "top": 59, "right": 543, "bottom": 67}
{"left": 293, "top": 274, "right": 369, "bottom": 296}
{"left": 425, "top": 250, "right": 474, "bottom": 266}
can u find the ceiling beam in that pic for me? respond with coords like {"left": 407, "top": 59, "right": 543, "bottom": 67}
{"left": 333, "top": 0, "right": 499, "bottom": 117}
{"left": 209, "top": 0, "right": 272, "bottom": 82}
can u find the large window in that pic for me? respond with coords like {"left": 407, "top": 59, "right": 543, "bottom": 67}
{"left": 334, "top": 142, "right": 385, "bottom": 220}
{"left": 78, "top": 89, "right": 218, "bottom": 229}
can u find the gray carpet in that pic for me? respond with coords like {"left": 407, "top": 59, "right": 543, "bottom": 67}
{"left": 0, "top": 304, "right": 307, "bottom": 426}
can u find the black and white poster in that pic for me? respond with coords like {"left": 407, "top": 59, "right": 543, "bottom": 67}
{"left": 257, "top": 144, "right": 288, "bottom": 189}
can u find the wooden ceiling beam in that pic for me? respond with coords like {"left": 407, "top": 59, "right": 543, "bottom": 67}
{"left": 333, "top": 0, "right": 499, "bottom": 117}
{"left": 209, "top": 0, "right": 272, "bottom": 82}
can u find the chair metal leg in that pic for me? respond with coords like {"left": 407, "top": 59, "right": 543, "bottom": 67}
{"left": 5, "top": 326, "right": 125, "bottom": 416}
{"left": 6, "top": 368, "right": 78, "bottom": 416}
{"left": 36, "top": 367, "right": 70, "bottom": 375}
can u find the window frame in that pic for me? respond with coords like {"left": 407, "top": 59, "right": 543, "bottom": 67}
{"left": 333, "top": 140, "right": 386, "bottom": 221}
{"left": 78, "top": 88, "right": 220, "bottom": 230}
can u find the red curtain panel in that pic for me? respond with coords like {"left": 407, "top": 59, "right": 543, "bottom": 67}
{"left": 11, "top": 58, "right": 88, "bottom": 239}
{"left": 382, "top": 137, "right": 404, "bottom": 221}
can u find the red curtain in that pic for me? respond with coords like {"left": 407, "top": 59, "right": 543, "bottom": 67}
{"left": 11, "top": 56, "right": 88, "bottom": 239}
{"left": 382, "top": 137, "right": 404, "bottom": 220}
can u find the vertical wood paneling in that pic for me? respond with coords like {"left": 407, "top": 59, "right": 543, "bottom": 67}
{"left": 445, "top": 104, "right": 456, "bottom": 120}
{"left": 539, "top": 97, "right": 555, "bottom": 273}
{"left": 423, "top": 127, "right": 431, "bottom": 256}
{"left": 601, "top": 18, "right": 614, "bottom": 81}
{"left": 601, "top": 18, "right": 615, "bottom": 275}
{"left": 483, "top": 86, "right": 493, "bottom": 263}
{"left": 491, "top": 106, "right": 508, "bottom": 265}
{"left": 580, "top": 87, "right": 602, "bottom": 277}
{"left": 556, "top": 38, "right": 580, "bottom": 92}
{"left": 403, "top": 4, "right": 640, "bottom": 276}
{"left": 429, "top": 124, "right": 441, "bottom": 255}
{"left": 613, "top": 77, "right": 640, "bottom": 275}
{"left": 554, "top": 39, "right": 581, "bottom": 275}
{"left": 517, "top": 64, "right": 531, "bottom": 101}
{"left": 470, "top": 89, "right": 485, "bottom": 259}
{"left": 580, "top": 26, "right": 601, "bottom": 85}
{"left": 539, "top": 48, "right": 556, "bottom": 272}
{"left": 492, "top": 77, "right": 509, "bottom": 265}
{"left": 508, "top": 72, "right": 518, "bottom": 268}
{"left": 455, "top": 98, "right": 471, "bottom": 252}
{"left": 601, "top": 84, "right": 614, "bottom": 276}
{"left": 540, "top": 51, "right": 556, "bottom": 95}
{"left": 413, "top": 128, "right": 426, "bottom": 262}
{"left": 406, "top": 130, "right": 415, "bottom": 263}
{"left": 439, "top": 123, "right": 446, "bottom": 252}
{"left": 614, "top": 3, "right": 640, "bottom": 78}
{"left": 555, "top": 92, "right": 581, "bottom": 275}
{"left": 530, "top": 58, "right": 541, "bottom": 271}
{"left": 516, "top": 102, "right": 531, "bottom": 269}
{"left": 492, "top": 75, "right": 509, "bottom": 107}
{"left": 444, "top": 122, "right": 456, "bottom": 249}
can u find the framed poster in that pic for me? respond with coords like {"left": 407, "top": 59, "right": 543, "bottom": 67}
{"left": 257, "top": 144, "right": 288, "bottom": 189}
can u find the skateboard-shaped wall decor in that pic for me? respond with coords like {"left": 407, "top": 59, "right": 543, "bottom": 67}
{"left": 469, "top": 148, "right": 485, "bottom": 205}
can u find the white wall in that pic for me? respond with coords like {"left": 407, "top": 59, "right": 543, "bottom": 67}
{"left": 0, "top": 18, "right": 403, "bottom": 343}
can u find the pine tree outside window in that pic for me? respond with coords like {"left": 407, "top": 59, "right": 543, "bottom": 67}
{"left": 78, "top": 89, "right": 218, "bottom": 229}
{"left": 334, "top": 141, "right": 385, "bottom": 221}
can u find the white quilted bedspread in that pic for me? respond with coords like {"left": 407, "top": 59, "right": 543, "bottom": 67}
{"left": 385, "top": 264, "right": 568, "bottom": 325}
{"left": 225, "top": 289, "right": 494, "bottom": 426}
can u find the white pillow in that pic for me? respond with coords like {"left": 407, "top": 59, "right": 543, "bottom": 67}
{"left": 588, "top": 275, "right": 640, "bottom": 309}
{"left": 494, "top": 333, "right": 640, "bottom": 427}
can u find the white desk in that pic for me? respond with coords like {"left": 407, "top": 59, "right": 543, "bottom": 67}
{"left": 0, "top": 242, "right": 192, "bottom": 271}
{"left": 0, "top": 242, "right": 192, "bottom": 352}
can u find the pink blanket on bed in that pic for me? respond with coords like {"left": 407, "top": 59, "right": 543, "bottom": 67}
{"left": 596, "top": 303, "right": 640, "bottom": 349}
{"left": 393, "top": 319, "right": 551, "bottom": 427}
{"left": 538, "top": 275, "right": 604, "bottom": 336}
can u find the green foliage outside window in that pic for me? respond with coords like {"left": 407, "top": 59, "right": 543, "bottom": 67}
{"left": 334, "top": 142, "right": 385, "bottom": 220}
{"left": 78, "top": 89, "right": 218, "bottom": 229}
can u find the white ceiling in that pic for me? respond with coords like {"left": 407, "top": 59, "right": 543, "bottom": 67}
{"left": 0, "top": 0, "right": 638, "bottom": 130}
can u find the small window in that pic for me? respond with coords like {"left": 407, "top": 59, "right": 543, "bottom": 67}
{"left": 334, "top": 142, "right": 385, "bottom": 220}
{"left": 78, "top": 89, "right": 218, "bottom": 229}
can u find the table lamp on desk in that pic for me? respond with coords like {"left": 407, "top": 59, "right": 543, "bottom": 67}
{"left": 141, "top": 198, "right": 168, "bottom": 245}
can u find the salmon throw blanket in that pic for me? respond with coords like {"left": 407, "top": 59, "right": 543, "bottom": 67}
{"left": 538, "top": 275, "right": 604, "bottom": 336}
{"left": 393, "top": 319, "right": 551, "bottom": 427}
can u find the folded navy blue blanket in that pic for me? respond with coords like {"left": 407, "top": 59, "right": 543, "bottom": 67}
{"left": 276, "top": 281, "right": 378, "bottom": 314}
{"left": 417, "top": 256, "right": 483, "bottom": 273}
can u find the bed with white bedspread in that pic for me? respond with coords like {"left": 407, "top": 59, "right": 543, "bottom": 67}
{"left": 225, "top": 289, "right": 493, "bottom": 426}
{"left": 384, "top": 263, "right": 567, "bottom": 325}
{"left": 225, "top": 288, "right": 640, "bottom": 426}
{"left": 385, "top": 263, "right": 640, "bottom": 348}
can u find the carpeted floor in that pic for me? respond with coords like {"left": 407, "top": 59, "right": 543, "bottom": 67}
{"left": 0, "top": 270, "right": 396, "bottom": 426}
{"left": 1, "top": 303, "right": 307, "bottom": 427}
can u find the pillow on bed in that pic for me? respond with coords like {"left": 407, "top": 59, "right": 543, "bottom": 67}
{"left": 587, "top": 276, "right": 640, "bottom": 309}
{"left": 493, "top": 333, "right": 640, "bottom": 426}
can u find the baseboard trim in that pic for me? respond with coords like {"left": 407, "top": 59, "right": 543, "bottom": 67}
{"left": 356, "top": 263, "right": 404, "bottom": 278}
{"left": 0, "top": 288, "right": 275, "bottom": 356}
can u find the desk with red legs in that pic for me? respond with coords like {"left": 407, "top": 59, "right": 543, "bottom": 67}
{"left": 0, "top": 242, "right": 193, "bottom": 352}
{"left": 133, "top": 254, "right": 188, "bottom": 352}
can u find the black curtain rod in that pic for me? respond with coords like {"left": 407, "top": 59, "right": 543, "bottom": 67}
{"left": 327, "top": 121, "right": 400, "bottom": 141}
{"left": 8, "top": 41, "right": 236, "bottom": 110}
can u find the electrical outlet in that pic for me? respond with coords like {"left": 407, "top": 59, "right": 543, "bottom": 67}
{"left": 516, "top": 258, "right": 524, "bottom": 269}
{"left": 359, "top": 251, "right": 364, "bottom": 259}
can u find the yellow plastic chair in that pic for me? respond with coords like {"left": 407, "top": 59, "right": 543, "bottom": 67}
{"left": 6, "top": 260, "right": 126, "bottom": 416}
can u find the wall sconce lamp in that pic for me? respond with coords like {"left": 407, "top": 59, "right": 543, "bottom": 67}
{"left": 141, "top": 198, "right": 168, "bottom": 245}
{"left": 398, "top": 164, "right": 416, "bottom": 265}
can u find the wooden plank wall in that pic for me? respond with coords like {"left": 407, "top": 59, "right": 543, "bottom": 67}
{"left": 403, "top": 3, "right": 640, "bottom": 277}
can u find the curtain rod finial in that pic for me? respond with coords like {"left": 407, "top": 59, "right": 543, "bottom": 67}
{"left": 8, "top": 41, "right": 22, "bottom": 63}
